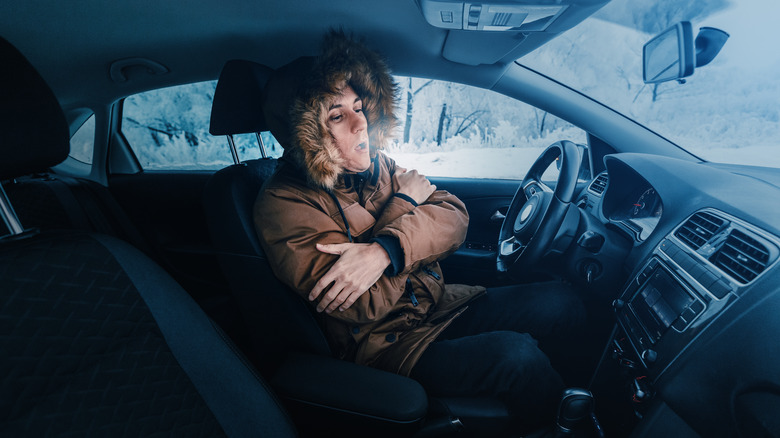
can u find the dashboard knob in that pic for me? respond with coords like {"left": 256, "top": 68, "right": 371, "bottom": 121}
{"left": 612, "top": 299, "right": 625, "bottom": 310}
{"left": 642, "top": 349, "right": 658, "bottom": 364}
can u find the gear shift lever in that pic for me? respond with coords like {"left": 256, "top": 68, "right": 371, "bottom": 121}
{"left": 555, "top": 388, "right": 594, "bottom": 436}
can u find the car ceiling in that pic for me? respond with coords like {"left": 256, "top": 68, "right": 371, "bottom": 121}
{"left": 2, "top": 0, "right": 608, "bottom": 110}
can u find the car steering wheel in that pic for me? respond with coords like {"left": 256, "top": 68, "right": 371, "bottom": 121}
{"left": 497, "top": 140, "right": 581, "bottom": 275}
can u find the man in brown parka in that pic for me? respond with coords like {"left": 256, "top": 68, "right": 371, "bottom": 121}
{"left": 254, "top": 30, "right": 585, "bottom": 429}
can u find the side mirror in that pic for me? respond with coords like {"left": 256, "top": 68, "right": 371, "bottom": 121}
{"left": 643, "top": 21, "right": 729, "bottom": 84}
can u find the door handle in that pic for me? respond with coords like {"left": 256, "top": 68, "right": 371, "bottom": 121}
{"left": 490, "top": 210, "right": 506, "bottom": 222}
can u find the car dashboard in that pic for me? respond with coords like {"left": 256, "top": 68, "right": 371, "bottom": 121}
{"left": 581, "top": 152, "right": 780, "bottom": 436}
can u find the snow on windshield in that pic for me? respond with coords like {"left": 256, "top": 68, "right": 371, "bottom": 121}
{"left": 521, "top": 0, "right": 780, "bottom": 169}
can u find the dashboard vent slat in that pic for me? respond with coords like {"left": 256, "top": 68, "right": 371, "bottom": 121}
{"left": 711, "top": 229, "right": 770, "bottom": 283}
{"left": 675, "top": 211, "right": 726, "bottom": 250}
{"left": 588, "top": 173, "right": 609, "bottom": 195}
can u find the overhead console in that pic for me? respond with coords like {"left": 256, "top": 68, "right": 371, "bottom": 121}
{"left": 416, "top": 0, "right": 611, "bottom": 65}
{"left": 420, "top": 0, "right": 568, "bottom": 32}
{"left": 608, "top": 208, "right": 780, "bottom": 405}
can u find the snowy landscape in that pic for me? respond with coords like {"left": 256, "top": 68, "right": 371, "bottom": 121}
{"left": 122, "top": 0, "right": 780, "bottom": 177}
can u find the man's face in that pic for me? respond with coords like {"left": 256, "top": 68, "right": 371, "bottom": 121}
{"left": 326, "top": 85, "right": 371, "bottom": 173}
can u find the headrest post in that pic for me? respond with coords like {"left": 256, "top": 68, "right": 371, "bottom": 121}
{"left": 0, "top": 183, "right": 24, "bottom": 235}
{"left": 255, "top": 133, "right": 268, "bottom": 159}
{"left": 226, "top": 135, "right": 241, "bottom": 165}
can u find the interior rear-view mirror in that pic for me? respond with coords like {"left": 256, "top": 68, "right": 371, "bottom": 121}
{"left": 643, "top": 21, "right": 729, "bottom": 84}
{"left": 643, "top": 21, "right": 695, "bottom": 84}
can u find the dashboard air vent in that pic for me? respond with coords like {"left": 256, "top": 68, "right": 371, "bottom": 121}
{"left": 674, "top": 211, "right": 726, "bottom": 250}
{"left": 588, "top": 173, "right": 609, "bottom": 195}
{"left": 711, "top": 229, "right": 770, "bottom": 283}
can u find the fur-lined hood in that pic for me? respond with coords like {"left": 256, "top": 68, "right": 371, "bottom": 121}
{"left": 262, "top": 30, "right": 399, "bottom": 190}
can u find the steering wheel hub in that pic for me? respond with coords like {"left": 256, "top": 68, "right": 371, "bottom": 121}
{"left": 514, "top": 192, "right": 547, "bottom": 234}
{"left": 518, "top": 201, "right": 535, "bottom": 224}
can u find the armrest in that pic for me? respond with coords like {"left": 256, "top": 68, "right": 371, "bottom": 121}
{"left": 270, "top": 352, "right": 428, "bottom": 427}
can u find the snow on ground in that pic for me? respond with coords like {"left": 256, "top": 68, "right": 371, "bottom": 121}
{"left": 387, "top": 147, "right": 548, "bottom": 179}
{"left": 388, "top": 143, "right": 780, "bottom": 181}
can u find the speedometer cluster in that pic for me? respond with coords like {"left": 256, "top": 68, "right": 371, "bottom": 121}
{"left": 629, "top": 188, "right": 663, "bottom": 220}
{"left": 627, "top": 188, "right": 663, "bottom": 240}
{"left": 600, "top": 164, "right": 665, "bottom": 241}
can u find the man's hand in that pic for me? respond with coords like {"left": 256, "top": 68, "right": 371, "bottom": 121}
{"left": 309, "top": 242, "right": 391, "bottom": 313}
{"left": 394, "top": 169, "right": 436, "bottom": 205}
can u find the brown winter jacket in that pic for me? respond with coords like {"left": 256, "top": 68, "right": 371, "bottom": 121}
{"left": 254, "top": 152, "right": 485, "bottom": 376}
{"left": 253, "top": 31, "right": 484, "bottom": 375}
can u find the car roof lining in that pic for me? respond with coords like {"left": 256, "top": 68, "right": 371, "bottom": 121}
{"left": 1, "top": 0, "right": 609, "bottom": 110}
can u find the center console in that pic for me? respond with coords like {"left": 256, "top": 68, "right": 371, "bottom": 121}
{"left": 603, "top": 208, "right": 779, "bottom": 413}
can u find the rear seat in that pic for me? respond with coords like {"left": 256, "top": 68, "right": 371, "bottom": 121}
{"left": 1, "top": 36, "right": 298, "bottom": 438}
{"left": 2, "top": 62, "right": 274, "bottom": 355}
{"left": 2, "top": 172, "right": 153, "bottom": 256}
{"left": 2, "top": 171, "right": 251, "bottom": 345}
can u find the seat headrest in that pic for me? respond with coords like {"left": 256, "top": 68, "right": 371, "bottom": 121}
{"left": 0, "top": 38, "right": 69, "bottom": 181}
{"left": 209, "top": 60, "right": 273, "bottom": 136}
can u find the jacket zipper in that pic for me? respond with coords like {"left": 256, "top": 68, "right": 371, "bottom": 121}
{"left": 405, "top": 278, "right": 418, "bottom": 307}
{"left": 423, "top": 266, "right": 441, "bottom": 280}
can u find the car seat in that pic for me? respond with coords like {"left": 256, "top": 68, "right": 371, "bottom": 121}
{"left": 203, "top": 60, "right": 513, "bottom": 437}
{"left": 0, "top": 37, "right": 296, "bottom": 437}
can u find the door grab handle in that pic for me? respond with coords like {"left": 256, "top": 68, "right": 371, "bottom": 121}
{"left": 490, "top": 210, "right": 506, "bottom": 222}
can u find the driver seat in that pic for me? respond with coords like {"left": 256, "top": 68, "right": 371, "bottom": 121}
{"left": 203, "top": 60, "right": 512, "bottom": 436}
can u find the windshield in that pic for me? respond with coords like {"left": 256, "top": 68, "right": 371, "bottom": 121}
{"left": 521, "top": 0, "right": 780, "bottom": 169}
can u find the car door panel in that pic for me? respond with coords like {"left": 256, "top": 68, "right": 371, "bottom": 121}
{"left": 430, "top": 177, "right": 519, "bottom": 286}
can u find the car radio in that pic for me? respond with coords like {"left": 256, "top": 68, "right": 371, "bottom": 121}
{"left": 615, "top": 258, "right": 705, "bottom": 368}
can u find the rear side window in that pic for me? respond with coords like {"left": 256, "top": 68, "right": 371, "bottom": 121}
{"left": 122, "top": 81, "right": 280, "bottom": 170}
{"left": 69, "top": 113, "right": 95, "bottom": 164}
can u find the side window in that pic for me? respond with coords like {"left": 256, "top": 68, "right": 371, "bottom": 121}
{"left": 121, "top": 81, "right": 280, "bottom": 170}
{"left": 69, "top": 113, "right": 95, "bottom": 164}
{"left": 386, "top": 76, "right": 586, "bottom": 179}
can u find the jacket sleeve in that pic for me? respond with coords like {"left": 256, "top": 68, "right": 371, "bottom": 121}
{"left": 255, "top": 187, "right": 407, "bottom": 325}
{"left": 372, "top": 165, "right": 470, "bottom": 275}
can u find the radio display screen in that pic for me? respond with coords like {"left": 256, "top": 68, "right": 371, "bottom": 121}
{"left": 629, "top": 267, "right": 693, "bottom": 342}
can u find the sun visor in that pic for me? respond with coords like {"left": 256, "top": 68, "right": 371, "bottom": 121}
{"left": 421, "top": 0, "right": 611, "bottom": 65}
